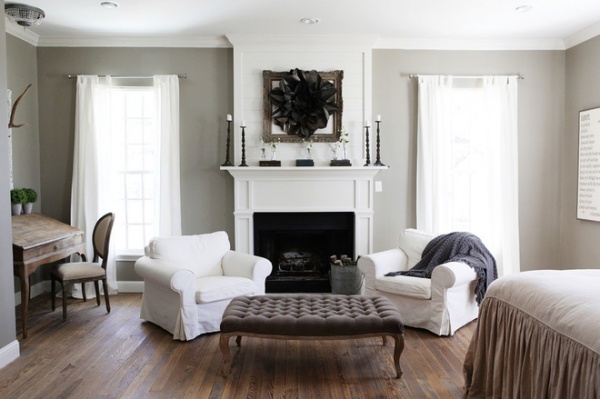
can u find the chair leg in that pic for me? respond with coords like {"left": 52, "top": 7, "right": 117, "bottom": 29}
{"left": 51, "top": 275, "right": 56, "bottom": 311}
{"left": 94, "top": 281, "right": 101, "bottom": 306}
{"left": 62, "top": 282, "right": 68, "bottom": 321}
{"left": 82, "top": 282, "right": 87, "bottom": 302}
{"left": 102, "top": 279, "right": 111, "bottom": 313}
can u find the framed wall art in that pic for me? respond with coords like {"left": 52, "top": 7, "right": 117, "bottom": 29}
{"left": 262, "top": 69, "right": 343, "bottom": 143}
{"left": 577, "top": 106, "right": 600, "bottom": 221}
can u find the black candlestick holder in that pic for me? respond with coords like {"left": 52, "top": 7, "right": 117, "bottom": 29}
{"left": 374, "top": 121, "right": 385, "bottom": 166}
{"left": 221, "top": 120, "right": 233, "bottom": 166}
{"left": 364, "top": 125, "right": 371, "bottom": 166}
{"left": 239, "top": 125, "right": 248, "bottom": 167}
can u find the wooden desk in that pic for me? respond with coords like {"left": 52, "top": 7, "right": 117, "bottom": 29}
{"left": 12, "top": 213, "right": 85, "bottom": 338}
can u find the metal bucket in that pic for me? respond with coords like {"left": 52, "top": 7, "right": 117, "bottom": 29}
{"left": 330, "top": 263, "right": 364, "bottom": 295}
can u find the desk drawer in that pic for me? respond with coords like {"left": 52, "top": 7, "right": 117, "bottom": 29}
{"left": 15, "top": 234, "right": 84, "bottom": 263}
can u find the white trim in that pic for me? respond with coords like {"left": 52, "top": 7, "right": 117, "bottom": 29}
{"left": 5, "top": 23, "right": 40, "bottom": 46}
{"left": 117, "top": 281, "right": 144, "bottom": 293}
{"left": 35, "top": 35, "right": 231, "bottom": 48}
{"left": 564, "top": 21, "right": 600, "bottom": 49}
{"left": 0, "top": 340, "right": 20, "bottom": 370}
{"left": 226, "top": 34, "right": 379, "bottom": 52}
{"left": 373, "top": 37, "right": 566, "bottom": 51}
{"left": 14, "top": 281, "right": 49, "bottom": 306}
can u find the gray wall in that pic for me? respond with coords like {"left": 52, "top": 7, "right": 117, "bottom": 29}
{"left": 561, "top": 36, "right": 600, "bottom": 269}
{"left": 1, "top": 15, "right": 18, "bottom": 353}
{"left": 372, "top": 50, "right": 566, "bottom": 271}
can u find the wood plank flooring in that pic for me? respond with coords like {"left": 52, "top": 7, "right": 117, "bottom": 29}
{"left": 1, "top": 293, "right": 476, "bottom": 398}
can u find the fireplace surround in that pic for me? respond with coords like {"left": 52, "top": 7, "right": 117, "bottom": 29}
{"left": 222, "top": 166, "right": 385, "bottom": 292}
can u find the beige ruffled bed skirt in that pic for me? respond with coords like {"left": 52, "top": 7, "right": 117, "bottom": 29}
{"left": 464, "top": 297, "right": 600, "bottom": 399}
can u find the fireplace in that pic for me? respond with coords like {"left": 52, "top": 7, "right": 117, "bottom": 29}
{"left": 254, "top": 212, "right": 354, "bottom": 292}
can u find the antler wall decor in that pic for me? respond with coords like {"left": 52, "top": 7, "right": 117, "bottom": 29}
{"left": 8, "top": 83, "right": 32, "bottom": 128}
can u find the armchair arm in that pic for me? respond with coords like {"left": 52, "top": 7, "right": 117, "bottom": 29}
{"left": 431, "top": 261, "right": 478, "bottom": 289}
{"left": 357, "top": 248, "right": 409, "bottom": 278}
{"left": 222, "top": 251, "right": 273, "bottom": 295}
{"left": 134, "top": 256, "right": 196, "bottom": 306}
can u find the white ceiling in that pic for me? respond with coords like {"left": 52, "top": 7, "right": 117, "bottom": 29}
{"left": 5, "top": 0, "right": 600, "bottom": 49}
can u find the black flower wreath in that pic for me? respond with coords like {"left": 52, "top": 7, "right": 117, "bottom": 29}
{"left": 268, "top": 68, "right": 340, "bottom": 139}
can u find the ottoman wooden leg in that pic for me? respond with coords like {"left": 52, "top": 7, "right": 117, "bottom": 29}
{"left": 393, "top": 333, "right": 405, "bottom": 379}
{"left": 219, "top": 334, "right": 232, "bottom": 377}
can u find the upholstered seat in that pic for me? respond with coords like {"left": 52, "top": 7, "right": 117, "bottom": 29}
{"left": 357, "top": 228, "right": 479, "bottom": 336}
{"left": 134, "top": 231, "right": 272, "bottom": 340}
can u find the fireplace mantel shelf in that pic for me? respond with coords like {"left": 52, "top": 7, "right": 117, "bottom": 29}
{"left": 221, "top": 165, "right": 389, "bottom": 179}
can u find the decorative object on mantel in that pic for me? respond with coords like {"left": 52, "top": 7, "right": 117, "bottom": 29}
{"left": 22, "top": 188, "right": 37, "bottom": 214}
{"left": 259, "top": 138, "right": 281, "bottom": 167}
{"left": 10, "top": 188, "right": 26, "bottom": 215}
{"left": 364, "top": 121, "right": 371, "bottom": 166}
{"left": 296, "top": 140, "right": 314, "bottom": 166}
{"left": 330, "top": 126, "right": 351, "bottom": 166}
{"left": 4, "top": 3, "right": 44, "bottom": 27}
{"left": 263, "top": 69, "right": 344, "bottom": 143}
{"left": 239, "top": 121, "right": 248, "bottom": 167}
{"left": 221, "top": 114, "right": 233, "bottom": 166}
{"left": 374, "top": 115, "right": 386, "bottom": 166}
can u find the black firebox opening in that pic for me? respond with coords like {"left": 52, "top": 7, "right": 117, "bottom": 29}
{"left": 253, "top": 212, "right": 354, "bottom": 293}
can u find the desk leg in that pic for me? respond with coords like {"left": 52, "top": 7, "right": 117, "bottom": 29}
{"left": 19, "top": 268, "right": 29, "bottom": 339}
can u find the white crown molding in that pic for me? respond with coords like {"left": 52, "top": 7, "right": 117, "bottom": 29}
{"left": 373, "top": 37, "right": 566, "bottom": 51}
{"left": 226, "top": 34, "right": 379, "bottom": 52}
{"left": 564, "top": 21, "right": 600, "bottom": 49}
{"left": 35, "top": 35, "right": 231, "bottom": 48}
{"left": 5, "top": 21, "right": 40, "bottom": 46}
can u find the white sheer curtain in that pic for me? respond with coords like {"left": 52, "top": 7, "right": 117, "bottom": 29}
{"left": 416, "top": 75, "right": 520, "bottom": 276}
{"left": 71, "top": 75, "right": 182, "bottom": 297}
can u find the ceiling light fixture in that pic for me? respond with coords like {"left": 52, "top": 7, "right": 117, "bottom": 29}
{"left": 515, "top": 5, "right": 532, "bottom": 13}
{"left": 300, "top": 18, "right": 320, "bottom": 25}
{"left": 4, "top": 2, "right": 45, "bottom": 27}
{"left": 101, "top": 1, "right": 119, "bottom": 8}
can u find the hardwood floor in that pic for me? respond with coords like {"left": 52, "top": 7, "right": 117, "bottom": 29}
{"left": 1, "top": 294, "right": 476, "bottom": 398}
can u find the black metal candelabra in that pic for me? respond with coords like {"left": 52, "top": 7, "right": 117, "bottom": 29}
{"left": 374, "top": 121, "right": 385, "bottom": 166}
{"left": 239, "top": 125, "right": 248, "bottom": 167}
{"left": 221, "top": 120, "right": 233, "bottom": 166}
{"left": 364, "top": 125, "right": 371, "bottom": 166}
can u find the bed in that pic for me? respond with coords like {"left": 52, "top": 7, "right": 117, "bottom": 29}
{"left": 463, "top": 269, "right": 600, "bottom": 399}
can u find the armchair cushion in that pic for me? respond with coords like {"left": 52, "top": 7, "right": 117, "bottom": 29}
{"left": 376, "top": 275, "right": 431, "bottom": 299}
{"left": 399, "top": 229, "right": 436, "bottom": 268}
{"left": 146, "top": 231, "right": 230, "bottom": 277}
{"left": 195, "top": 276, "right": 255, "bottom": 303}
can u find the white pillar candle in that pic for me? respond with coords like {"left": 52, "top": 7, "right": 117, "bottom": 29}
{"left": 376, "top": 114, "right": 381, "bottom": 122}
{"left": 241, "top": 120, "right": 246, "bottom": 127}
{"left": 226, "top": 114, "right": 232, "bottom": 121}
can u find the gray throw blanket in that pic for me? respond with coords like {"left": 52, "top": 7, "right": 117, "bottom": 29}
{"left": 385, "top": 232, "right": 497, "bottom": 304}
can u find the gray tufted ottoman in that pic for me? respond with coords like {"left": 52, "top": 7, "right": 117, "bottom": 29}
{"left": 219, "top": 294, "right": 405, "bottom": 378}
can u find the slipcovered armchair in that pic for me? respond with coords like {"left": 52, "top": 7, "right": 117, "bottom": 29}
{"left": 135, "top": 231, "right": 272, "bottom": 340}
{"left": 357, "top": 228, "right": 479, "bottom": 336}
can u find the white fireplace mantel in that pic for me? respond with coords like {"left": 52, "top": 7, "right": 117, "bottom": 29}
{"left": 222, "top": 166, "right": 387, "bottom": 257}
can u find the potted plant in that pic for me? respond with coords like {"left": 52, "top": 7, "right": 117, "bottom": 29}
{"left": 10, "top": 188, "right": 26, "bottom": 215}
{"left": 22, "top": 188, "right": 37, "bottom": 214}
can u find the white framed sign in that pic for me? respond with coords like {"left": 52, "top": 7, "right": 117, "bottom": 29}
{"left": 577, "top": 106, "right": 600, "bottom": 221}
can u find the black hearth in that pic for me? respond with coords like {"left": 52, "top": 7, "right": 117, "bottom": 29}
{"left": 254, "top": 212, "right": 354, "bottom": 293}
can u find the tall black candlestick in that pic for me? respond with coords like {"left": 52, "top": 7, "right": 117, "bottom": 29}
{"left": 221, "top": 120, "right": 233, "bottom": 166}
{"left": 364, "top": 125, "right": 371, "bottom": 166}
{"left": 374, "top": 121, "right": 385, "bottom": 166}
{"left": 239, "top": 125, "right": 248, "bottom": 167}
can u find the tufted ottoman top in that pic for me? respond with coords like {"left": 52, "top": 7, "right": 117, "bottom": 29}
{"left": 220, "top": 294, "right": 404, "bottom": 337}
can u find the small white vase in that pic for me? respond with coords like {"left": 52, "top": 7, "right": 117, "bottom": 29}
{"left": 11, "top": 203, "right": 22, "bottom": 215}
{"left": 23, "top": 203, "right": 33, "bottom": 214}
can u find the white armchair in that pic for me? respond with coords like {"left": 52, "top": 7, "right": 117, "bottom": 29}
{"left": 134, "top": 231, "right": 272, "bottom": 340}
{"left": 357, "top": 228, "right": 479, "bottom": 336}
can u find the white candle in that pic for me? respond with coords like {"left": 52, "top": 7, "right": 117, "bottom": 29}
{"left": 376, "top": 114, "right": 381, "bottom": 122}
{"left": 365, "top": 120, "right": 371, "bottom": 127}
{"left": 226, "top": 114, "right": 232, "bottom": 121}
{"left": 241, "top": 120, "right": 246, "bottom": 127}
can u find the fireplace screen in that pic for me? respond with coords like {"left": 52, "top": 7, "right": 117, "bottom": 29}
{"left": 254, "top": 212, "right": 354, "bottom": 293}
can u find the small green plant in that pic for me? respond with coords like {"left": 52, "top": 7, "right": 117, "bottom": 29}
{"left": 10, "top": 188, "right": 26, "bottom": 204}
{"left": 22, "top": 188, "right": 37, "bottom": 203}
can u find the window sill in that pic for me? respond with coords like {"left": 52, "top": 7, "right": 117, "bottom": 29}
{"left": 115, "top": 252, "right": 144, "bottom": 262}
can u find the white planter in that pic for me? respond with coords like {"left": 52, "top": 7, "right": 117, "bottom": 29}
{"left": 11, "top": 203, "right": 22, "bottom": 215}
{"left": 23, "top": 203, "right": 33, "bottom": 214}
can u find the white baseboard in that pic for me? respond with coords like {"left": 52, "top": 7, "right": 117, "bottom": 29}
{"left": 117, "top": 281, "right": 144, "bottom": 293}
{"left": 0, "top": 340, "right": 20, "bottom": 369}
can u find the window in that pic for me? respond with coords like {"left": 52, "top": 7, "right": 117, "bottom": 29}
{"left": 109, "top": 87, "right": 158, "bottom": 255}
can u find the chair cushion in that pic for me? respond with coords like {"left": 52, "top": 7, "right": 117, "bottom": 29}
{"left": 376, "top": 275, "right": 432, "bottom": 299}
{"left": 195, "top": 276, "right": 255, "bottom": 303}
{"left": 54, "top": 262, "right": 106, "bottom": 281}
{"left": 146, "top": 231, "right": 230, "bottom": 277}
{"left": 399, "top": 229, "right": 435, "bottom": 268}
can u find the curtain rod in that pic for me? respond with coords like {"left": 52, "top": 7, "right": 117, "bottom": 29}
{"left": 67, "top": 73, "right": 187, "bottom": 79}
{"left": 408, "top": 73, "right": 524, "bottom": 80}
